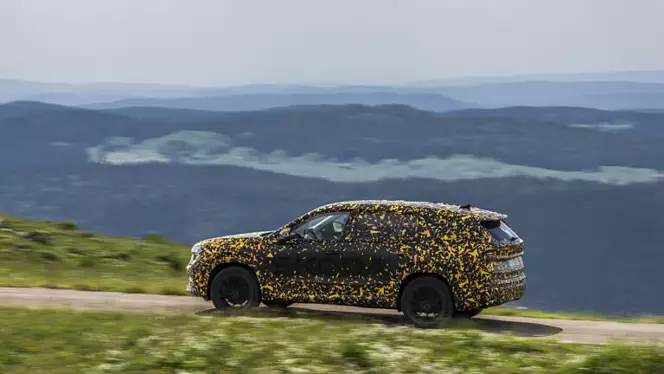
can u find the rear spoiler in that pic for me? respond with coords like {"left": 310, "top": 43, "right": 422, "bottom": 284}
{"left": 458, "top": 204, "right": 507, "bottom": 221}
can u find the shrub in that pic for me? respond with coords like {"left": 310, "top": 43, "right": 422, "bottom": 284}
{"left": 24, "top": 231, "right": 52, "bottom": 245}
{"left": 104, "top": 252, "right": 132, "bottom": 261}
{"left": 340, "top": 342, "right": 371, "bottom": 368}
{"left": 58, "top": 221, "right": 78, "bottom": 230}
{"left": 40, "top": 251, "right": 63, "bottom": 262}
{"left": 142, "top": 233, "right": 173, "bottom": 245}
{"left": 79, "top": 257, "right": 97, "bottom": 268}
{"left": 66, "top": 247, "right": 86, "bottom": 255}
{"left": 0, "top": 218, "right": 12, "bottom": 229}
{"left": 156, "top": 253, "right": 184, "bottom": 272}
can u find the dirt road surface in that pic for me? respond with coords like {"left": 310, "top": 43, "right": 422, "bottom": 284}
{"left": 1, "top": 287, "right": 662, "bottom": 345}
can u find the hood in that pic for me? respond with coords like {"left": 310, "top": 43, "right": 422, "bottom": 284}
{"left": 215, "top": 230, "right": 273, "bottom": 239}
{"left": 198, "top": 230, "right": 274, "bottom": 247}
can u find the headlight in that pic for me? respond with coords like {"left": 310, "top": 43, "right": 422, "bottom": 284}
{"left": 188, "top": 244, "right": 204, "bottom": 269}
{"left": 191, "top": 244, "right": 204, "bottom": 254}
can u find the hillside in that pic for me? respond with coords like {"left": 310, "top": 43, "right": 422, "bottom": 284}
{"left": 1, "top": 102, "right": 663, "bottom": 314}
{"left": 4, "top": 102, "right": 664, "bottom": 171}
{"left": 447, "top": 106, "right": 664, "bottom": 137}
{"left": 0, "top": 213, "right": 188, "bottom": 294}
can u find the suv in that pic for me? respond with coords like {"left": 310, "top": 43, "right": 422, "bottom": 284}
{"left": 186, "top": 200, "right": 525, "bottom": 327}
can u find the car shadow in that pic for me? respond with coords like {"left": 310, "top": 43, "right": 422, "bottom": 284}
{"left": 195, "top": 305, "right": 563, "bottom": 338}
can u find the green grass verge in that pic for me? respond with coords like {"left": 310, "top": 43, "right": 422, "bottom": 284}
{"left": 1, "top": 307, "right": 663, "bottom": 374}
{"left": 0, "top": 214, "right": 190, "bottom": 295}
{"left": 0, "top": 213, "right": 662, "bottom": 324}
{"left": 483, "top": 307, "right": 664, "bottom": 324}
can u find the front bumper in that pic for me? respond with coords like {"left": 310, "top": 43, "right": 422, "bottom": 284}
{"left": 185, "top": 253, "right": 206, "bottom": 298}
{"left": 186, "top": 276, "right": 200, "bottom": 296}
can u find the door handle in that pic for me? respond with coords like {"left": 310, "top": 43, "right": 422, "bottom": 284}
{"left": 324, "top": 251, "right": 339, "bottom": 255}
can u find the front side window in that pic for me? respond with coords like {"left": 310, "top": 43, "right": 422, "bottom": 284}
{"left": 349, "top": 212, "right": 421, "bottom": 241}
{"left": 292, "top": 212, "right": 350, "bottom": 241}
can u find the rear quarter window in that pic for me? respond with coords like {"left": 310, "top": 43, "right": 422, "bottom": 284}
{"left": 349, "top": 212, "right": 422, "bottom": 241}
{"left": 481, "top": 220, "right": 519, "bottom": 243}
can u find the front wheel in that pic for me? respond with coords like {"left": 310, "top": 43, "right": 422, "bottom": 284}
{"left": 210, "top": 266, "right": 261, "bottom": 309}
{"left": 400, "top": 276, "right": 455, "bottom": 328}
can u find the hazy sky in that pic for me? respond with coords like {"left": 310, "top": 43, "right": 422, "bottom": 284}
{"left": 1, "top": 0, "right": 663, "bottom": 86}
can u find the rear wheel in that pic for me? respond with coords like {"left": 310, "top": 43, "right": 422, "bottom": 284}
{"left": 455, "top": 309, "right": 483, "bottom": 319}
{"left": 400, "top": 276, "right": 455, "bottom": 328}
{"left": 263, "top": 300, "right": 293, "bottom": 308}
{"left": 210, "top": 266, "right": 261, "bottom": 309}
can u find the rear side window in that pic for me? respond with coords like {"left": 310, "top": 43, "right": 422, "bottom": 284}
{"left": 481, "top": 220, "right": 519, "bottom": 243}
{"left": 349, "top": 212, "right": 421, "bottom": 241}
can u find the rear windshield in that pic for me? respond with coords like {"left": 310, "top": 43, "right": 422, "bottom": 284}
{"left": 481, "top": 220, "right": 519, "bottom": 243}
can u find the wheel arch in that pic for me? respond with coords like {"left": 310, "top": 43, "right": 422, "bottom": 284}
{"left": 206, "top": 262, "right": 259, "bottom": 300}
{"left": 397, "top": 272, "right": 457, "bottom": 312}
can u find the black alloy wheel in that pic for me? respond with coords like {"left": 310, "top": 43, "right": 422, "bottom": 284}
{"left": 400, "top": 276, "right": 455, "bottom": 328}
{"left": 210, "top": 266, "right": 261, "bottom": 309}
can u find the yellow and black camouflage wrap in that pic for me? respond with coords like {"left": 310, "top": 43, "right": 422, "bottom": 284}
{"left": 186, "top": 200, "right": 526, "bottom": 312}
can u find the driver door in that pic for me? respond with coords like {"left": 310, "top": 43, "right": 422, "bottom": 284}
{"left": 265, "top": 212, "right": 351, "bottom": 302}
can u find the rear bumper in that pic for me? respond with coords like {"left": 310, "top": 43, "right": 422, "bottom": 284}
{"left": 459, "top": 250, "right": 526, "bottom": 311}
{"left": 483, "top": 272, "right": 526, "bottom": 308}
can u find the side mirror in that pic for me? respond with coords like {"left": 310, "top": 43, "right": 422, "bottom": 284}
{"left": 277, "top": 227, "right": 295, "bottom": 242}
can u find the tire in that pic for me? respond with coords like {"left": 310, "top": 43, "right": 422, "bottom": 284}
{"left": 400, "top": 276, "right": 455, "bottom": 328}
{"left": 455, "top": 309, "right": 483, "bottom": 319}
{"left": 263, "top": 300, "right": 293, "bottom": 308}
{"left": 210, "top": 266, "right": 261, "bottom": 309}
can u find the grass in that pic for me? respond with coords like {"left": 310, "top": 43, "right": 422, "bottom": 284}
{"left": 483, "top": 307, "right": 664, "bottom": 325}
{"left": 0, "top": 213, "right": 662, "bottom": 324}
{"left": 0, "top": 307, "right": 662, "bottom": 374}
{"left": 0, "top": 214, "right": 189, "bottom": 295}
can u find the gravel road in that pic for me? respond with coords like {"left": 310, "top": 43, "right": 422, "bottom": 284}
{"left": 2, "top": 287, "right": 662, "bottom": 345}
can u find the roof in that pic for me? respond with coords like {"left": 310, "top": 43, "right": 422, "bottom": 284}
{"left": 317, "top": 200, "right": 507, "bottom": 221}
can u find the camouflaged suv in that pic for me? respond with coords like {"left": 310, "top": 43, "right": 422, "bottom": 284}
{"left": 186, "top": 200, "right": 526, "bottom": 327}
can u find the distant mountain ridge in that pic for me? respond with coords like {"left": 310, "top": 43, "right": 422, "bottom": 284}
{"left": 4, "top": 70, "right": 664, "bottom": 110}
{"left": 81, "top": 80, "right": 664, "bottom": 111}
{"left": 84, "top": 92, "right": 474, "bottom": 112}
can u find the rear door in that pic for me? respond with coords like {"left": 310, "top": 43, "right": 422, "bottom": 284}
{"left": 341, "top": 212, "right": 422, "bottom": 298}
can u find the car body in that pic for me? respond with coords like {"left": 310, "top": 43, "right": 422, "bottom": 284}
{"left": 186, "top": 200, "right": 525, "bottom": 325}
